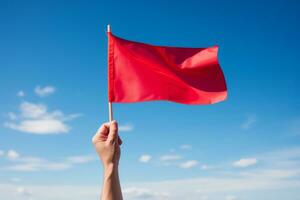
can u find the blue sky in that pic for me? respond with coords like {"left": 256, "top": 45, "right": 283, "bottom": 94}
{"left": 0, "top": 0, "right": 300, "bottom": 199}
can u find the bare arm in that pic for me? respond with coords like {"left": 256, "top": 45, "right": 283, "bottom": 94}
{"left": 92, "top": 121, "right": 123, "bottom": 200}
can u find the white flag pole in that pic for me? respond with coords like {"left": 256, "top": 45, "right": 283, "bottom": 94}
{"left": 109, "top": 101, "right": 113, "bottom": 122}
{"left": 107, "top": 24, "right": 113, "bottom": 122}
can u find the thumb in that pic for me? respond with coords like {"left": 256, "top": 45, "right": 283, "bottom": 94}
{"left": 108, "top": 120, "right": 118, "bottom": 142}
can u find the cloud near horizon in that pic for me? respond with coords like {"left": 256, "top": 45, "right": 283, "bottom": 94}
{"left": 1, "top": 147, "right": 300, "bottom": 199}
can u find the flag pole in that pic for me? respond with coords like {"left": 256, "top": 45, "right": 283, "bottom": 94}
{"left": 107, "top": 24, "right": 113, "bottom": 122}
{"left": 109, "top": 102, "right": 113, "bottom": 122}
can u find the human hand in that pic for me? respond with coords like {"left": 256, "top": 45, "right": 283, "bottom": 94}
{"left": 92, "top": 121, "right": 122, "bottom": 169}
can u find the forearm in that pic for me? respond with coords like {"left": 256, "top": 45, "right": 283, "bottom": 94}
{"left": 101, "top": 164, "right": 123, "bottom": 200}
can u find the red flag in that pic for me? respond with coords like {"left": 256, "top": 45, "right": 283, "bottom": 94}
{"left": 108, "top": 32, "right": 227, "bottom": 105}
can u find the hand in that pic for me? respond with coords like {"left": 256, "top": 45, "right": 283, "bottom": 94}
{"left": 92, "top": 121, "right": 122, "bottom": 169}
{"left": 93, "top": 121, "right": 124, "bottom": 200}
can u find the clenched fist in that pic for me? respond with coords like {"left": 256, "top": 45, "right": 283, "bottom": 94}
{"left": 92, "top": 121, "right": 122, "bottom": 168}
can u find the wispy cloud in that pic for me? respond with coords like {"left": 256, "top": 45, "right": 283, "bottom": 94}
{"left": 139, "top": 155, "right": 152, "bottom": 163}
{"left": 225, "top": 195, "right": 237, "bottom": 200}
{"left": 35, "top": 85, "right": 55, "bottom": 97}
{"left": 179, "top": 160, "right": 198, "bottom": 169}
{"left": 0, "top": 184, "right": 99, "bottom": 200}
{"left": 1, "top": 150, "right": 95, "bottom": 172}
{"left": 241, "top": 115, "right": 256, "bottom": 130}
{"left": 0, "top": 147, "right": 300, "bottom": 200}
{"left": 4, "top": 101, "right": 80, "bottom": 134}
{"left": 119, "top": 124, "right": 134, "bottom": 132}
{"left": 123, "top": 187, "right": 169, "bottom": 199}
{"left": 7, "top": 150, "right": 20, "bottom": 161}
{"left": 233, "top": 158, "right": 257, "bottom": 168}
{"left": 180, "top": 144, "right": 192, "bottom": 150}
{"left": 0, "top": 172, "right": 299, "bottom": 200}
{"left": 65, "top": 155, "right": 95, "bottom": 164}
{"left": 16, "top": 187, "right": 33, "bottom": 197}
{"left": 160, "top": 155, "right": 181, "bottom": 162}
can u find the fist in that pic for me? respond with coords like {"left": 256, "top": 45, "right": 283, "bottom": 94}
{"left": 92, "top": 121, "right": 122, "bottom": 168}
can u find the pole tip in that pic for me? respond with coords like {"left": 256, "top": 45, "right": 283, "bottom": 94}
{"left": 107, "top": 24, "right": 111, "bottom": 32}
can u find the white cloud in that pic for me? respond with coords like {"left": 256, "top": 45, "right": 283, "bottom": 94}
{"left": 122, "top": 162, "right": 300, "bottom": 200}
{"left": 139, "top": 155, "right": 152, "bottom": 163}
{"left": 0, "top": 172, "right": 299, "bottom": 200}
{"left": 17, "top": 90, "right": 25, "bottom": 97}
{"left": 4, "top": 157, "right": 72, "bottom": 172}
{"left": 0, "top": 184, "right": 99, "bottom": 200}
{"left": 7, "top": 150, "right": 20, "bottom": 160}
{"left": 160, "top": 155, "right": 181, "bottom": 162}
{"left": 119, "top": 124, "right": 134, "bottom": 132}
{"left": 241, "top": 115, "right": 256, "bottom": 130}
{"left": 6, "top": 162, "right": 72, "bottom": 172}
{"left": 0, "top": 150, "right": 4, "bottom": 156}
{"left": 66, "top": 155, "right": 95, "bottom": 164}
{"left": 233, "top": 158, "right": 257, "bottom": 168}
{"left": 241, "top": 169, "right": 300, "bottom": 179}
{"left": 0, "top": 173, "right": 298, "bottom": 200}
{"left": 20, "top": 101, "right": 47, "bottom": 118}
{"left": 4, "top": 101, "right": 80, "bottom": 135}
{"left": 180, "top": 144, "right": 192, "bottom": 150}
{"left": 179, "top": 160, "right": 198, "bottom": 169}
{"left": 16, "top": 187, "right": 33, "bottom": 197}
{"left": 225, "top": 195, "right": 237, "bottom": 200}
{"left": 5, "top": 119, "right": 69, "bottom": 134}
{"left": 0, "top": 147, "right": 300, "bottom": 200}
{"left": 2, "top": 150, "right": 94, "bottom": 172}
{"left": 123, "top": 187, "right": 169, "bottom": 199}
{"left": 35, "top": 85, "right": 56, "bottom": 97}
{"left": 199, "top": 195, "right": 209, "bottom": 200}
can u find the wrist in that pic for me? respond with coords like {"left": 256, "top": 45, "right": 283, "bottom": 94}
{"left": 103, "top": 163, "right": 118, "bottom": 179}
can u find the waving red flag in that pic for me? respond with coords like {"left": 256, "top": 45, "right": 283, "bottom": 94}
{"left": 108, "top": 32, "right": 227, "bottom": 105}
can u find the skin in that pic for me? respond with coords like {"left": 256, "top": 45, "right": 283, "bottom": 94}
{"left": 92, "top": 120, "right": 123, "bottom": 200}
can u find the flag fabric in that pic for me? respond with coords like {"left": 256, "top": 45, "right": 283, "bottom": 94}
{"left": 108, "top": 32, "right": 227, "bottom": 105}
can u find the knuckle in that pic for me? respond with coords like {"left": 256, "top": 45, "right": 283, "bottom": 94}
{"left": 110, "top": 121, "right": 118, "bottom": 131}
{"left": 97, "top": 126, "right": 105, "bottom": 134}
{"left": 110, "top": 126, "right": 118, "bottom": 133}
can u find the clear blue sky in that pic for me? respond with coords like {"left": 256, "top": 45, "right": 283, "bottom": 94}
{"left": 0, "top": 0, "right": 300, "bottom": 199}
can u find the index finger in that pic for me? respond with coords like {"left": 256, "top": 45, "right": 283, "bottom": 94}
{"left": 93, "top": 122, "right": 110, "bottom": 142}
